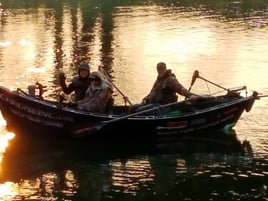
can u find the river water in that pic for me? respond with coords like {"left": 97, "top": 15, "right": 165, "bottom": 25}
{"left": 0, "top": 0, "right": 268, "bottom": 200}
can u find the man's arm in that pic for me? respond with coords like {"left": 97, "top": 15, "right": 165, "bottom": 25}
{"left": 171, "top": 77, "right": 193, "bottom": 98}
{"left": 171, "top": 77, "right": 200, "bottom": 101}
{"left": 59, "top": 73, "right": 75, "bottom": 94}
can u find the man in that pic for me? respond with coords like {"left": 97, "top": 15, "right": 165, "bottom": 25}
{"left": 142, "top": 62, "right": 199, "bottom": 104}
{"left": 128, "top": 62, "right": 199, "bottom": 114}
{"left": 77, "top": 71, "right": 113, "bottom": 113}
{"left": 59, "top": 61, "right": 91, "bottom": 102}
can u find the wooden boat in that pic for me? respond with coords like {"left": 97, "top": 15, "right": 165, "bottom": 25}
{"left": 0, "top": 71, "right": 261, "bottom": 139}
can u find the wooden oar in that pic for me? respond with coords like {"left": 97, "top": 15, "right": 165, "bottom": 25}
{"left": 71, "top": 101, "right": 183, "bottom": 138}
{"left": 258, "top": 95, "right": 268, "bottom": 98}
{"left": 188, "top": 70, "right": 199, "bottom": 92}
{"left": 195, "top": 70, "right": 229, "bottom": 91}
{"left": 99, "top": 66, "right": 132, "bottom": 105}
{"left": 196, "top": 71, "right": 246, "bottom": 93}
{"left": 185, "top": 70, "right": 199, "bottom": 100}
{"left": 255, "top": 94, "right": 268, "bottom": 98}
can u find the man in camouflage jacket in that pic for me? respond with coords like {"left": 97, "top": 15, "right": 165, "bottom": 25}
{"left": 77, "top": 71, "right": 113, "bottom": 113}
{"left": 142, "top": 62, "right": 198, "bottom": 105}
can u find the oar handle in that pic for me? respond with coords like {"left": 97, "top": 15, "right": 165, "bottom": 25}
{"left": 187, "top": 70, "right": 199, "bottom": 98}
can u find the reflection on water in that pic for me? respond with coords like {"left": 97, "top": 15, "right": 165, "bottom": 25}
{"left": 0, "top": 0, "right": 268, "bottom": 200}
{"left": 0, "top": 0, "right": 268, "bottom": 101}
{"left": 0, "top": 127, "right": 259, "bottom": 200}
{"left": 0, "top": 122, "right": 15, "bottom": 200}
{"left": 0, "top": 124, "right": 267, "bottom": 200}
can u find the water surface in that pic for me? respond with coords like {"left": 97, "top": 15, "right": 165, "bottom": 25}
{"left": 0, "top": 0, "right": 268, "bottom": 200}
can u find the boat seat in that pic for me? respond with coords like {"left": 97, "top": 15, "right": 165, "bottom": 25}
{"left": 105, "top": 97, "right": 114, "bottom": 114}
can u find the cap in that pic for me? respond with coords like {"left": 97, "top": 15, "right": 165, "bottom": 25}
{"left": 89, "top": 71, "right": 102, "bottom": 81}
{"left": 78, "top": 62, "right": 90, "bottom": 71}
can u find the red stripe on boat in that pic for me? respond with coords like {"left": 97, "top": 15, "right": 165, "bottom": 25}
{"left": 224, "top": 107, "right": 237, "bottom": 115}
{"left": 74, "top": 127, "right": 91, "bottom": 134}
{"left": 166, "top": 121, "right": 188, "bottom": 128}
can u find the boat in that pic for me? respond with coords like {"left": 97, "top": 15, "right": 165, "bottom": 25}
{"left": 0, "top": 71, "right": 262, "bottom": 139}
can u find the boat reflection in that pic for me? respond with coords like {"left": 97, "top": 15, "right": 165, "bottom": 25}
{"left": 0, "top": 129, "right": 253, "bottom": 200}
{"left": 1, "top": 129, "right": 251, "bottom": 177}
{"left": 154, "top": 130, "right": 252, "bottom": 155}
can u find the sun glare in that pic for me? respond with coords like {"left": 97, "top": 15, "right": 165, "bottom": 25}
{"left": 0, "top": 118, "right": 15, "bottom": 162}
{"left": 0, "top": 182, "right": 18, "bottom": 199}
{"left": 0, "top": 132, "right": 15, "bottom": 164}
{"left": 0, "top": 41, "right": 12, "bottom": 47}
{"left": 26, "top": 67, "right": 46, "bottom": 73}
{"left": 18, "top": 39, "right": 32, "bottom": 46}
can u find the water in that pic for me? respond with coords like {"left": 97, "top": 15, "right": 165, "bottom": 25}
{"left": 0, "top": 0, "right": 268, "bottom": 200}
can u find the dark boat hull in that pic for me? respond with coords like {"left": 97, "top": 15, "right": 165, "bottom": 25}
{"left": 0, "top": 86, "right": 256, "bottom": 139}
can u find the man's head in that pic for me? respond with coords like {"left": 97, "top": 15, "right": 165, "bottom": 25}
{"left": 89, "top": 71, "right": 103, "bottom": 86}
{"left": 78, "top": 62, "right": 90, "bottom": 78}
{"left": 156, "top": 62, "right": 167, "bottom": 78}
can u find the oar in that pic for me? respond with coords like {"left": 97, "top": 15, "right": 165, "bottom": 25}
{"left": 99, "top": 66, "right": 132, "bottom": 105}
{"left": 258, "top": 95, "right": 268, "bottom": 98}
{"left": 188, "top": 70, "right": 199, "bottom": 92}
{"left": 195, "top": 70, "right": 229, "bottom": 91}
{"left": 253, "top": 91, "right": 268, "bottom": 99}
{"left": 71, "top": 101, "right": 182, "bottom": 138}
{"left": 185, "top": 70, "right": 199, "bottom": 100}
{"left": 196, "top": 70, "right": 246, "bottom": 93}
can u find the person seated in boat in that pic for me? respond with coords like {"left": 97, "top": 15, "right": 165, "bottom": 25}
{"left": 77, "top": 71, "right": 113, "bottom": 113}
{"left": 59, "top": 61, "right": 91, "bottom": 102}
{"left": 129, "top": 62, "right": 200, "bottom": 113}
{"left": 142, "top": 62, "right": 199, "bottom": 105}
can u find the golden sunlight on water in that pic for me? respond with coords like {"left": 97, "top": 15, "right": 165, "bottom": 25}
{"left": 0, "top": 1, "right": 268, "bottom": 199}
{"left": 0, "top": 118, "right": 16, "bottom": 200}
{"left": 0, "top": 120, "right": 15, "bottom": 159}
{"left": 1, "top": 3, "right": 267, "bottom": 104}
{"left": 0, "top": 117, "right": 80, "bottom": 200}
{"left": 0, "top": 111, "right": 81, "bottom": 200}
{"left": 111, "top": 159, "right": 154, "bottom": 194}
{"left": 111, "top": 5, "right": 268, "bottom": 104}
{"left": 0, "top": 182, "right": 18, "bottom": 200}
{"left": 0, "top": 143, "right": 79, "bottom": 200}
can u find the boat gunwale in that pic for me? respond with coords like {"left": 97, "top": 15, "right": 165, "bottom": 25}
{"left": 0, "top": 86, "right": 255, "bottom": 121}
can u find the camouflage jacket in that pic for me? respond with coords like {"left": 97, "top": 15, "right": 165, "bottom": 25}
{"left": 77, "top": 81, "right": 113, "bottom": 113}
{"left": 143, "top": 70, "right": 192, "bottom": 104}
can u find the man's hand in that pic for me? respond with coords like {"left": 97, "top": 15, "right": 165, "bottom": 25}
{"left": 141, "top": 98, "right": 148, "bottom": 105}
{"left": 189, "top": 94, "right": 200, "bottom": 102}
